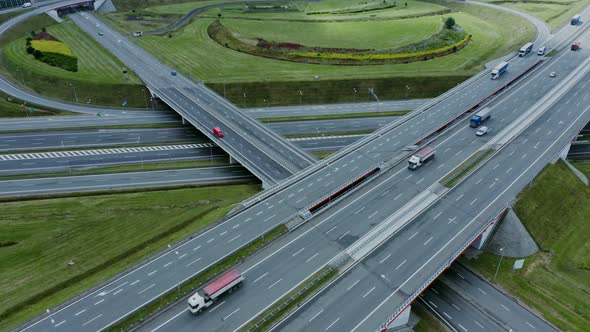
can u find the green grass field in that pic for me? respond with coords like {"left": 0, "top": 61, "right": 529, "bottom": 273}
{"left": 1, "top": 17, "right": 148, "bottom": 107}
{"left": 224, "top": 16, "right": 441, "bottom": 49}
{"left": 478, "top": 0, "right": 590, "bottom": 30}
{"left": 101, "top": 0, "right": 533, "bottom": 84}
{"left": 0, "top": 184, "right": 259, "bottom": 330}
{"left": 463, "top": 161, "right": 590, "bottom": 331}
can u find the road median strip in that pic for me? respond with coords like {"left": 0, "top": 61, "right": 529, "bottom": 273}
{"left": 440, "top": 149, "right": 495, "bottom": 188}
{"left": 257, "top": 110, "right": 409, "bottom": 123}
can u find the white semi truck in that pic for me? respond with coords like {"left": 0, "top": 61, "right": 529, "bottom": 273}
{"left": 188, "top": 270, "right": 244, "bottom": 315}
{"left": 490, "top": 61, "right": 509, "bottom": 80}
{"left": 408, "top": 146, "right": 435, "bottom": 170}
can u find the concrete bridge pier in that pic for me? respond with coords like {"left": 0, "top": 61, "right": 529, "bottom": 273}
{"left": 382, "top": 305, "right": 411, "bottom": 331}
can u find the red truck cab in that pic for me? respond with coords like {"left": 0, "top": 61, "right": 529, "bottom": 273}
{"left": 571, "top": 42, "right": 581, "bottom": 51}
{"left": 213, "top": 127, "right": 224, "bottom": 138}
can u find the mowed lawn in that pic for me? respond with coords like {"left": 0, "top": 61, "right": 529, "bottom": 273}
{"left": 129, "top": 2, "right": 533, "bottom": 82}
{"left": 3, "top": 19, "right": 139, "bottom": 85}
{"left": 225, "top": 16, "right": 441, "bottom": 50}
{"left": 0, "top": 184, "right": 259, "bottom": 330}
{"left": 479, "top": 0, "right": 590, "bottom": 30}
{"left": 463, "top": 161, "right": 590, "bottom": 331}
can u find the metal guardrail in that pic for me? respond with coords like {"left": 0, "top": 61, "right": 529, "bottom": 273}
{"left": 377, "top": 208, "right": 508, "bottom": 332}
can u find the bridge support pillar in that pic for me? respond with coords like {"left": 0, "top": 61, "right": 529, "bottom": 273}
{"left": 181, "top": 117, "right": 185, "bottom": 125}
{"left": 471, "top": 209, "right": 508, "bottom": 250}
{"left": 384, "top": 305, "right": 411, "bottom": 331}
{"left": 45, "top": 10, "right": 63, "bottom": 23}
{"left": 557, "top": 142, "right": 571, "bottom": 162}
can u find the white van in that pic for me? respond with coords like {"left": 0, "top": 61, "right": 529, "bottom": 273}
{"left": 537, "top": 46, "right": 547, "bottom": 55}
{"left": 22, "top": 2, "right": 32, "bottom": 8}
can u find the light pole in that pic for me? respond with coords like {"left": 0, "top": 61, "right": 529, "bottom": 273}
{"left": 494, "top": 247, "right": 504, "bottom": 281}
{"left": 353, "top": 88, "right": 357, "bottom": 103}
{"left": 69, "top": 83, "right": 79, "bottom": 103}
{"left": 299, "top": 90, "right": 303, "bottom": 105}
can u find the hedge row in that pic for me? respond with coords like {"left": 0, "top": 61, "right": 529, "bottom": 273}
{"left": 25, "top": 38, "right": 78, "bottom": 72}
{"left": 291, "top": 34, "right": 471, "bottom": 61}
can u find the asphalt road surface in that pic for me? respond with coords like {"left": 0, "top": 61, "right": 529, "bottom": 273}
{"left": 0, "top": 165, "right": 253, "bottom": 197}
{"left": 421, "top": 263, "right": 558, "bottom": 332}
{"left": 19, "top": 39, "right": 557, "bottom": 332}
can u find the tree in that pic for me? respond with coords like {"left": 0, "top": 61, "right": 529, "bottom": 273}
{"left": 445, "top": 17, "right": 456, "bottom": 29}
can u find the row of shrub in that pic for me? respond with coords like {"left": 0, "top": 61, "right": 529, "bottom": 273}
{"left": 25, "top": 33, "right": 78, "bottom": 72}
{"left": 290, "top": 34, "right": 471, "bottom": 61}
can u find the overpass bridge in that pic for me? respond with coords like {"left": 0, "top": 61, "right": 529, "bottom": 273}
{"left": 69, "top": 12, "right": 315, "bottom": 188}
{"left": 14, "top": 3, "right": 590, "bottom": 332}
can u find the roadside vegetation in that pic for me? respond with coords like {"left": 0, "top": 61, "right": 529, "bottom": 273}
{"left": 0, "top": 91, "right": 73, "bottom": 117}
{"left": 477, "top": 0, "right": 590, "bottom": 30}
{"left": 0, "top": 185, "right": 259, "bottom": 330}
{"left": 258, "top": 110, "right": 410, "bottom": 123}
{"left": 463, "top": 161, "right": 590, "bottom": 331}
{"left": 1, "top": 16, "right": 147, "bottom": 107}
{"left": 99, "top": 0, "right": 533, "bottom": 106}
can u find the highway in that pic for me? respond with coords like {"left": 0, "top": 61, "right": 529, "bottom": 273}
{"left": 276, "top": 48, "right": 590, "bottom": 331}
{"left": 0, "top": 128, "right": 202, "bottom": 151}
{"left": 137, "top": 19, "right": 590, "bottom": 332}
{"left": 0, "top": 136, "right": 360, "bottom": 176}
{"left": 421, "top": 263, "right": 558, "bottom": 332}
{"left": 244, "top": 100, "right": 426, "bottom": 118}
{"left": 0, "top": 165, "right": 254, "bottom": 197}
{"left": 14, "top": 2, "right": 589, "bottom": 331}
{"left": 71, "top": 12, "right": 315, "bottom": 186}
{"left": 19, "top": 24, "right": 560, "bottom": 330}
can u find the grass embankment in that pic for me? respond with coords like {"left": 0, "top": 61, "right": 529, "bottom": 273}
{"left": 241, "top": 266, "right": 338, "bottom": 332}
{"left": 0, "top": 185, "right": 260, "bottom": 330}
{"left": 258, "top": 110, "right": 409, "bottom": 123}
{"left": 478, "top": 0, "right": 590, "bottom": 30}
{"left": 313, "top": 152, "right": 334, "bottom": 159}
{"left": 0, "top": 159, "right": 228, "bottom": 181}
{"left": 0, "top": 91, "right": 73, "bottom": 117}
{"left": 463, "top": 161, "right": 590, "bottom": 331}
{"left": 103, "top": 0, "right": 533, "bottom": 83}
{"left": 441, "top": 149, "right": 495, "bottom": 187}
{"left": 208, "top": 76, "right": 467, "bottom": 107}
{"left": 108, "top": 224, "right": 288, "bottom": 332}
{"left": 1, "top": 16, "right": 148, "bottom": 108}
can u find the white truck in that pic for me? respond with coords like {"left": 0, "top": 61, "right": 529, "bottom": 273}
{"left": 22, "top": 2, "right": 32, "bottom": 8}
{"left": 408, "top": 146, "right": 435, "bottom": 170}
{"left": 518, "top": 42, "right": 534, "bottom": 57}
{"left": 188, "top": 270, "right": 244, "bottom": 315}
{"left": 490, "top": 61, "right": 508, "bottom": 80}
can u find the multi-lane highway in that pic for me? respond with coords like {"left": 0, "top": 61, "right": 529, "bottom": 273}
{"left": 421, "top": 264, "right": 558, "bottom": 332}
{"left": 8, "top": 2, "right": 588, "bottom": 332}
{"left": 0, "top": 166, "right": 254, "bottom": 197}
{"left": 71, "top": 12, "right": 315, "bottom": 186}
{"left": 23, "top": 44, "right": 558, "bottom": 331}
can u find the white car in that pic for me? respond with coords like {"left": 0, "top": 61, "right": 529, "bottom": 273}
{"left": 549, "top": 71, "right": 556, "bottom": 77}
{"left": 476, "top": 126, "right": 489, "bottom": 136}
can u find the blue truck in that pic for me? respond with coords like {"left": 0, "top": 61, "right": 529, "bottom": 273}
{"left": 470, "top": 107, "right": 492, "bottom": 128}
{"left": 490, "top": 61, "right": 508, "bottom": 80}
{"left": 571, "top": 15, "right": 581, "bottom": 25}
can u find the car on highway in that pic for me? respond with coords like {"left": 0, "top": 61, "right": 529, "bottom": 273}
{"left": 98, "top": 32, "right": 104, "bottom": 36}
{"left": 171, "top": 70, "right": 177, "bottom": 76}
{"left": 476, "top": 126, "right": 489, "bottom": 136}
{"left": 213, "top": 127, "right": 224, "bottom": 138}
{"left": 549, "top": 71, "right": 556, "bottom": 77}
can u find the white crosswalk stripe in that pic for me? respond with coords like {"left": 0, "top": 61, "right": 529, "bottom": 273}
{"left": 0, "top": 144, "right": 213, "bottom": 161}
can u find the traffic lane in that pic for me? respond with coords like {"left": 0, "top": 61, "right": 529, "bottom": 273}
{"left": 268, "top": 117, "right": 399, "bottom": 135}
{"left": 76, "top": 13, "right": 314, "bottom": 177}
{"left": 134, "top": 47, "right": 582, "bottom": 332}
{"left": 444, "top": 264, "right": 558, "bottom": 331}
{"left": 326, "top": 82, "right": 590, "bottom": 331}
{"left": 145, "top": 228, "right": 344, "bottom": 332}
{"left": 0, "top": 114, "right": 180, "bottom": 132}
{"left": 244, "top": 99, "right": 428, "bottom": 118}
{"left": 0, "top": 148, "right": 227, "bottom": 175}
{"left": 0, "top": 128, "right": 200, "bottom": 151}
{"left": 280, "top": 68, "right": 590, "bottom": 332}
{"left": 0, "top": 166, "right": 253, "bottom": 197}
{"left": 420, "top": 280, "right": 503, "bottom": 331}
